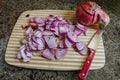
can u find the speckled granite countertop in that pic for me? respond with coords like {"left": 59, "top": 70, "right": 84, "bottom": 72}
{"left": 0, "top": 0, "right": 120, "bottom": 80}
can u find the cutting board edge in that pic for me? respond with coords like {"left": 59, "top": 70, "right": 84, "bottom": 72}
{"left": 5, "top": 10, "right": 106, "bottom": 71}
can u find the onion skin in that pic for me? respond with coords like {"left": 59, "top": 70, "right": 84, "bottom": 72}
{"left": 76, "top": 1, "right": 110, "bottom": 29}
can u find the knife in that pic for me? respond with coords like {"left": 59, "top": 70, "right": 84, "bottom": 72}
{"left": 78, "top": 29, "right": 103, "bottom": 80}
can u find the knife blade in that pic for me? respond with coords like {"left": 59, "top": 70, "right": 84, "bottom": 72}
{"left": 78, "top": 30, "right": 103, "bottom": 80}
{"left": 88, "top": 30, "right": 103, "bottom": 50}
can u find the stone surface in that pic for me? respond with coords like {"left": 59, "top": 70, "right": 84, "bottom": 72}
{"left": 0, "top": 0, "right": 120, "bottom": 80}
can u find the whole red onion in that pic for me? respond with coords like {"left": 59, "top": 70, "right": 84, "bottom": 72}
{"left": 76, "top": 1, "right": 110, "bottom": 29}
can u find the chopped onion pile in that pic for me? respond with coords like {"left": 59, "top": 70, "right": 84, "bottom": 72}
{"left": 17, "top": 15, "right": 88, "bottom": 62}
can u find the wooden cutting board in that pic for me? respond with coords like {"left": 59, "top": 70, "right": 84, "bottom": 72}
{"left": 5, "top": 10, "right": 105, "bottom": 70}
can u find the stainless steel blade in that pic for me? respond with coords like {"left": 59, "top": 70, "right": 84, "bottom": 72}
{"left": 88, "top": 30, "right": 103, "bottom": 50}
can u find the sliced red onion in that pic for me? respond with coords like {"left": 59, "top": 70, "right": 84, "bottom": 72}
{"left": 59, "top": 20, "right": 68, "bottom": 24}
{"left": 51, "top": 20, "right": 59, "bottom": 32}
{"left": 44, "top": 35, "right": 57, "bottom": 49}
{"left": 59, "top": 39, "right": 65, "bottom": 48}
{"left": 46, "top": 19, "right": 53, "bottom": 25}
{"left": 55, "top": 48, "right": 68, "bottom": 59}
{"left": 67, "top": 31, "right": 79, "bottom": 43}
{"left": 79, "top": 46, "right": 88, "bottom": 56}
{"left": 56, "top": 16, "right": 63, "bottom": 21}
{"left": 37, "top": 38, "right": 45, "bottom": 50}
{"left": 29, "top": 23, "right": 38, "bottom": 29}
{"left": 30, "top": 37, "right": 38, "bottom": 48}
{"left": 31, "top": 40, "right": 38, "bottom": 48}
{"left": 38, "top": 26, "right": 45, "bottom": 32}
{"left": 42, "top": 49, "right": 54, "bottom": 60}
{"left": 45, "top": 24, "right": 51, "bottom": 30}
{"left": 76, "top": 23, "right": 88, "bottom": 35}
{"left": 25, "top": 49, "right": 33, "bottom": 58}
{"left": 16, "top": 52, "right": 22, "bottom": 59}
{"left": 29, "top": 18, "right": 35, "bottom": 23}
{"left": 50, "top": 49, "right": 56, "bottom": 56}
{"left": 76, "top": 42, "right": 86, "bottom": 51}
{"left": 76, "top": 23, "right": 85, "bottom": 30}
{"left": 25, "top": 27, "right": 33, "bottom": 37}
{"left": 58, "top": 23, "right": 68, "bottom": 34}
{"left": 20, "top": 45, "right": 30, "bottom": 62}
{"left": 38, "top": 23, "right": 45, "bottom": 27}
{"left": 97, "top": 8, "right": 110, "bottom": 26}
{"left": 23, "top": 57, "right": 30, "bottom": 62}
{"left": 54, "top": 25, "right": 59, "bottom": 36}
{"left": 31, "top": 36, "right": 38, "bottom": 44}
{"left": 43, "top": 36, "right": 49, "bottom": 43}
{"left": 18, "top": 15, "right": 89, "bottom": 61}
{"left": 37, "top": 45, "right": 44, "bottom": 50}
{"left": 47, "top": 15, "right": 56, "bottom": 21}
{"left": 67, "top": 20, "right": 73, "bottom": 24}
{"left": 28, "top": 41, "right": 37, "bottom": 51}
{"left": 68, "top": 25, "right": 75, "bottom": 32}
{"left": 42, "top": 30, "right": 54, "bottom": 36}
{"left": 25, "top": 44, "right": 31, "bottom": 51}
{"left": 74, "top": 28, "right": 82, "bottom": 36}
{"left": 33, "top": 30, "right": 42, "bottom": 38}
{"left": 65, "top": 38, "right": 73, "bottom": 48}
{"left": 34, "top": 17, "right": 45, "bottom": 25}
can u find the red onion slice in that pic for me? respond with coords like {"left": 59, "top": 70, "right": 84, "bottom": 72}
{"left": 16, "top": 52, "right": 22, "bottom": 59}
{"left": 44, "top": 35, "right": 57, "bottom": 49}
{"left": 68, "top": 25, "right": 75, "bottom": 32}
{"left": 31, "top": 37, "right": 38, "bottom": 44}
{"left": 25, "top": 27, "right": 33, "bottom": 37}
{"left": 55, "top": 48, "right": 68, "bottom": 59}
{"left": 45, "top": 24, "right": 51, "bottom": 30}
{"left": 76, "top": 23, "right": 88, "bottom": 35}
{"left": 59, "top": 20, "right": 68, "bottom": 24}
{"left": 50, "top": 49, "right": 56, "bottom": 56}
{"left": 29, "top": 23, "right": 38, "bottom": 29}
{"left": 76, "top": 23, "right": 85, "bottom": 30}
{"left": 18, "top": 15, "right": 89, "bottom": 61}
{"left": 36, "top": 38, "right": 45, "bottom": 50}
{"left": 25, "top": 44, "right": 31, "bottom": 51}
{"left": 22, "top": 24, "right": 29, "bottom": 29}
{"left": 28, "top": 41, "right": 37, "bottom": 51}
{"left": 20, "top": 45, "right": 30, "bottom": 62}
{"left": 76, "top": 42, "right": 86, "bottom": 51}
{"left": 67, "top": 31, "right": 79, "bottom": 43}
{"left": 42, "top": 31, "right": 54, "bottom": 36}
{"left": 51, "top": 20, "right": 59, "bottom": 32}
{"left": 74, "top": 28, "right": 82, "bottom": 36}
{"left": 34, "top": 17, "right": 45, "bottom": 24}
{"left": 59, "top": 39, "right": 65, "bottom": 48}
{"left": 30, "top": 37, "right": 38, "bottom": 48}
{"left": 56, "top": 16, "right": 63, "bottom": 21}
{"left": 33, "top": 30, "right": 42, "bottom": 38}
{"left": 59, "top": 23, "right": 68, "bottom": 34}
{"left": 38, "top": 23, "right": 45, "bottom": 27}
{"left": 25, "top": 50, "right": 33, "bottom": 58}
{"left": 42, "top": 49, "right": 54, "bottom": 60}
{"left": 47, "top": 15, "right": 56, "bottom": 21}
{"left": 23, "top": 57, "right": 30, "bottom": 62}
{"left": 79, "top": 46, "right": 88, "bottom": 56}
{"left": 54, "top": 25, "right": 59, "bottom": 36}
{"left": 65, "top": 38, "right": 73, "bottom": 48}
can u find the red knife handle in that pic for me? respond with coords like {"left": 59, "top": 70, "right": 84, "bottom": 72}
{"left": 78, "top": 48, "right": 96, "bottom": 80}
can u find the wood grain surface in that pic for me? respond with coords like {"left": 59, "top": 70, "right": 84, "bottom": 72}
{"left": 5, "top": 10, "right": 105, "bottom": 70}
